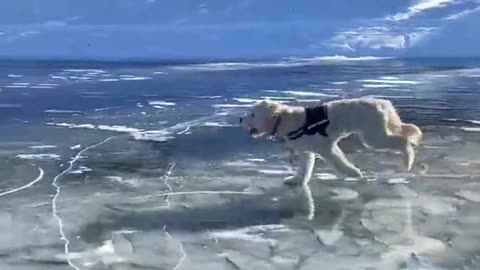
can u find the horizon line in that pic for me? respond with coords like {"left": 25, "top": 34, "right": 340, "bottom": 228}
{"left": 1, "top": 55, "right": 480, "bottom": 64}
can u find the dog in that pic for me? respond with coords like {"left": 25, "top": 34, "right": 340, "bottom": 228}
{"left": 240, "top": 98, "right": 422, "bottom": 185}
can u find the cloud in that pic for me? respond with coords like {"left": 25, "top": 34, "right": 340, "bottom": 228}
{"left": 329, "top": 27, "right": 406, "bottom": 51}
{"left": 0, "top": 24, "right": 42, "bottom": 43}
{"left": 444, "top": 5, "right": 480, "bottom": 20}
{"left": 386, "top": 0, "right": 458, "bottom": 21}
{"left": 2, "top": 30, "right": 41, "bottom": 42}
{"left": 328, "top": 26, "right": 439, "bottom": 51}
{"left": 330, "top": 43, "right": 356, "bottom": 52}
{"left": 42, "top": 16, "right": 80, "bottom": 28}
{"left": 43, "top": 20, "right": 67, "bottom": 28}
{"left": 199, "top": 3, "right": 209, "bottom": 14}
{"left": 406, "top": 27, "right": 438, "bottom": 46}
{"left": 1, "top": 16, "right": 80, "bottom": 42}
{"left": 20, "top": 31, "right": 40, "bottom": 36}
{"left": 331, "top": 33, "right": 405, "bottom": 51}
{"left": 325, "top": 0, "right": 456, "bottom": 53}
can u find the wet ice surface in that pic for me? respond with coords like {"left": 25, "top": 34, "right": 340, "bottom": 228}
{"left": 1, "top": 58, "right": 480, "bottom": 269}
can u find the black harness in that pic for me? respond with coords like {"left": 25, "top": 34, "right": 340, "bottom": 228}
{"left": 287, "top": 105, "right": 330, "bottom": 140}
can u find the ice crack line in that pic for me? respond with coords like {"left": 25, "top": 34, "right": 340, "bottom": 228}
{"left": 163, "top": 225, "right": 187, "bottom": 270}
{"left": 302, "top": 184, "right": 316, "bottom": 220}
{"left": 51, "top": 136, "right": 115, "bottom": 270}
{"left": 173, "top": 239, "right": 187, "bottom": 270}
{"left": 0, "top": 165, "right": 44, "bottom": 197}
{"left": 163, "top": 162, "right": 176, "bottom": 208}
{"left": 161, "top": 163, "right": 187, "bottom": 270}
{"left": 131, "top": 190, "right": 258, "bottom": 201}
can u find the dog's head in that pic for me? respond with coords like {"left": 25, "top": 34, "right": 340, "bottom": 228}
{"left": 240, "top": 100, "right": 280, "bottom": 137}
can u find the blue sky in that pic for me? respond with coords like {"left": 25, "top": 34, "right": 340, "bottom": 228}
{"left": 0, "top": 0, "right": 479, "bottom": 59}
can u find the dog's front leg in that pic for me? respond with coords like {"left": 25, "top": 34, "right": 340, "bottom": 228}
{"left": 321, "top": 143, "right": 362, "bottom": 178}
{"left": 284, "top": 151, "right": 316, "bottom": 186}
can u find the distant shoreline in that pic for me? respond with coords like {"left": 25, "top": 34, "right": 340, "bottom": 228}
{"left": 0, "top": 56, "right": 479, "bottom": 66}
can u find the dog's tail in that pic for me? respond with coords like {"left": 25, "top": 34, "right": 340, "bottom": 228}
{"left": 400, "top": 123, "right": 422, "bottom": 146}
{"left": 380, "top": 99, "right": 422, "bottom": 146}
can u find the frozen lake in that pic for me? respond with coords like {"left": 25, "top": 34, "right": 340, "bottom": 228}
{"left": 1, "top": 57, "right": 480, "bottom": 269}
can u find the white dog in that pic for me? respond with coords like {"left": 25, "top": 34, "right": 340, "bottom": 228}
{"left": 240, "top": 98, "right": 422, "bottom": 185}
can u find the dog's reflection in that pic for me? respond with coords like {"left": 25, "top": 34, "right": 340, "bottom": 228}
{"left": 295, "top": 184, "right": 316, "bottom": 220}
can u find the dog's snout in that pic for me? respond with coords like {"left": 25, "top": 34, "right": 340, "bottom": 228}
{"left": 239, "top": 117, "right": 243, "bottom": 123}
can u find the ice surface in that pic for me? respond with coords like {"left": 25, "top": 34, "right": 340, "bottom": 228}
{"left": 16, "top": 153, "right": 61, "bottom": 160}
{"left": 168, "top": 56, "right": 391, "bottom": 72}
{"left": 202, "top": 122, "right": 233, "bottom": 127}
{"left": 48, "top": 122, "right": 142, "bottom": 133}
{"left": 266, "top": 90, "right": 338, "bottom": 97}
{"left": 148, "top": 101, "right": 176, "bottom": 106}
{"left": 212, "top": 104, "right": 252, "bottom": 108}
{"left": 30, "top": 145, "right": 57, "bottom": 149}
{"left": 45, "top": 109, "right": 82, "bottom": 114}
{"left": 358, "top": 79, "right": 423, "bottom": 85}
{"left": 1, "top": 59, "right": 480, "bottom": 270}
{"left": 119, "top": 76, "right": 152, "bottom": 81}
{"left": 362, "top": 84, "right": 402, "bottom": 88}
{"left": 0, "top": 103, "right": 21, "bottom": 108}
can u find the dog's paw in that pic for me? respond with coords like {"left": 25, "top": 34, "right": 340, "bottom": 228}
{"left": 344, "top": 168, "right": 363, "bottom": 178}
{"left": 283, "top": 175, "right": 302, "bottom": 186}
{"left": 404, "top": 145, "right": 415, "bottom": 171}
{"left": 362, "top": 170, "right": 376, "bottom": 180}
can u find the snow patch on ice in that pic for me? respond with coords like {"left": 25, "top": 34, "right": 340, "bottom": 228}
{"left": 17, "top": 154, "right": 61, "bottom": 160}
{"left": 148, "top": 101, "right": 176, "bottom": 106}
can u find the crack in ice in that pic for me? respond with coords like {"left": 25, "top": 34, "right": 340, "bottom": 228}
{"left": 163, "top": 225, "right": 188, "bottom": 270}
{"left": 51, "top": 136, "right": 115, "bottom": 270}
{"left": 130, "top": 190, "right": 258, "bottom": 201}
{"left": 209, "top": 229, "right": 242, "bottom": 270}
{"left": 0, "top": 165, "right": 44, "bottom": 197}
{"left": 159, "top": 164, "right": 188, "bottom": 270}
{"left": 176, "top": 126, "right": 190, "bottom": 135}
{"left": 302, "top": 185, "right": 315, "bottom": 220}
{"left": 173, "top": 239, "right": 187, "bottom": 270}
{"left": 163, "top": 162, "right": 176, "bottom": 208}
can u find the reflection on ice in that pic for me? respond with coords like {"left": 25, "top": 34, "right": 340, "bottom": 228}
{"left": 1, "top": 59, "right": 480, "bottom": 269}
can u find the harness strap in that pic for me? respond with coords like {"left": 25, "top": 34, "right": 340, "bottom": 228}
{"left": 287, "top": 106, "right": 329, "bottom": 140}
{"left": 269, "top": 116, "right": 281, "bottom": 136}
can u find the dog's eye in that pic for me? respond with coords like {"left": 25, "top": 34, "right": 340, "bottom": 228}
{"left": 250, "top": 113, "right": 255, "bottom": 118}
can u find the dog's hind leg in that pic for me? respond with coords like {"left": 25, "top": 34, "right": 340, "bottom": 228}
{"left": 400, "top": 123, "right": 422, "bottom": 146}
{"left": 284, "top": 152, "right": 316, "bottom": 186}
{"left": 320, "top": 143, "right": 363, "bottom": 178}
{"left": 360, "top": 129, "right": 414, "bottom": 171}
{"left": 287, "top": 147, "right": 297, "bottom": 167}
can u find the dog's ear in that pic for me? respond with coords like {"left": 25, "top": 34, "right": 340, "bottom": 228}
{"left": 262, "top": 100, "right": 278, "bottom": 111}
{"left": 271, "top": 106, "right": 279, "bottom": 119}
{"left": 263, "top": 103, "right": 281, "bottom": 135}
{"left": 260, "top": 99, "right": 278, "bottom": 107}
{"left": 263, "top": 113, "right": 278, "bottom": 135}
{"left": 257, "top": 100, "right": 270, "bottom": 110}
{"left": 270, "top": 102, "right": 281, "bottom": 116}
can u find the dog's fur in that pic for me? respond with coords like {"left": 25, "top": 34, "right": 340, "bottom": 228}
{"left": 240, "top": 98, "right": 422, "bottom": 185}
